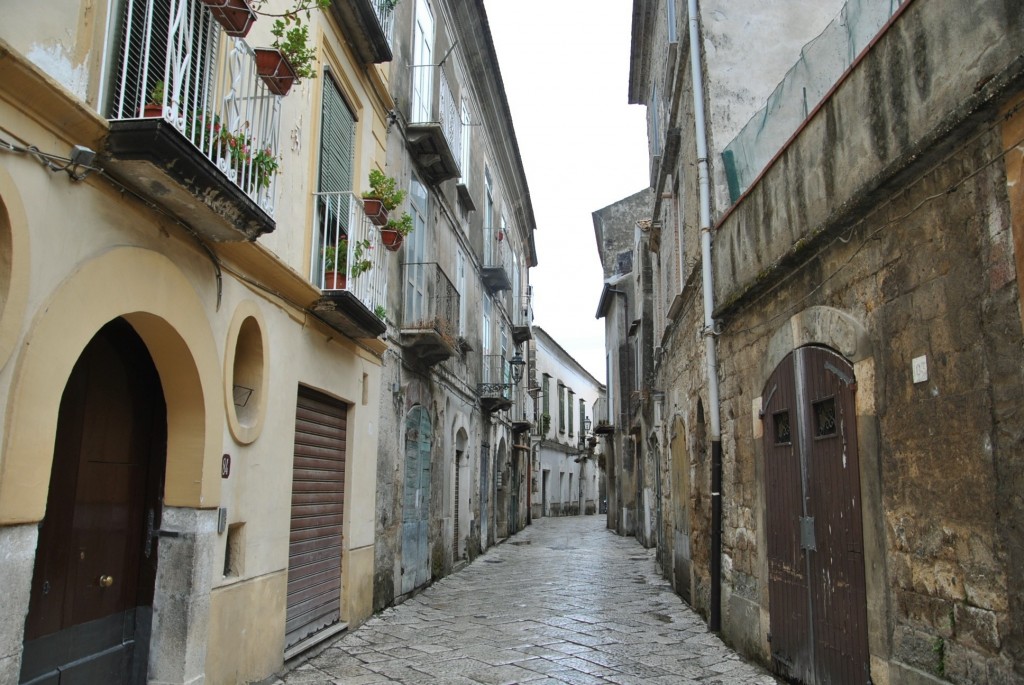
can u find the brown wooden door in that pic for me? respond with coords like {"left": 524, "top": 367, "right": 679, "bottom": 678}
{"left": 287, "top": 387, "right": 347, "bottom": 648}
{"left": 762, "top": 346, "right": 869, "bottom": 685}
{"left": 21, "top": 319, "right": 166, "bottom": 685}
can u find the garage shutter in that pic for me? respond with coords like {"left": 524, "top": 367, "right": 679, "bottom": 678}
{"left": 286, "top": 387, "right": 347, "bottom": 648}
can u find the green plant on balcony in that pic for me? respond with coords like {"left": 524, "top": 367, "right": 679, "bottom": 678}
{"left": 249, "top": 0, "right": 328, "bottom": 81}
{"left": 374, "top": 304, "right": 387, "bottom": 320}
{"left": 324, "top": 238, "right": 373, "bottom": 278}
{"left": 385, "top": 212, "right": 413, "bottom": 236}
{"left": 362, "top": 169, "right": 406, "bottom": 210}
{"left": 540, "top": 413, "right": 551, "bottom": 434}
{"left": 185, "top": 112, "right": 279, "bottom": 190}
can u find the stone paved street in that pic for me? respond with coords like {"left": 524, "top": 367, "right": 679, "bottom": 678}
{"left": 271, "top": 516, "right": 779, "bottom": 684}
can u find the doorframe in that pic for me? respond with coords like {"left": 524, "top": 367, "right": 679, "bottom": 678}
{"left": 0, "top": 247, "right": 221, "bottom": 684}
{"left": 753, "top": 306, "right": 890, "bottom": 681}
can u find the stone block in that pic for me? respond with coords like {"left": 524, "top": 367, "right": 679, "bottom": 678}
{"left": 0, "top": 524, "right": 36, "bottom": 662}
{"left": 954, "top": 603, "right": 1001, "bottom": 655}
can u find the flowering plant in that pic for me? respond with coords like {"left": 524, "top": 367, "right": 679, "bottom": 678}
{"left": 185, "top": 112, "right": 279, "bottom": 191}
{"left": 324, "top": 237, "right": 373, "bottom": 277}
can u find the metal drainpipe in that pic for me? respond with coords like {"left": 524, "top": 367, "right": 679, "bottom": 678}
{"left": 687, "top": 0, "right": 723, "bottom": 633}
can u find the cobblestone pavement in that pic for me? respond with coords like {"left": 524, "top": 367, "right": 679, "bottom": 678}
{"left": 271, "top": 515, "right": 779, "bottom": 685}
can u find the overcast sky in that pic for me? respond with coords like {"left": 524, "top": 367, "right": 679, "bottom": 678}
{"left": 483, "top": 0, "right": 650, "bottom": 384}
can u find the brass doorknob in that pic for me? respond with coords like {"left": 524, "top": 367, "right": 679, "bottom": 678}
{"left": 99, "top": 575, "right": 114, "bottom": 588}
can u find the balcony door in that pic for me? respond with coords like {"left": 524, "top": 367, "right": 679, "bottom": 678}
{"left": 403, "top": 174, "right": 429, "bottom": 321}
{"left": 314, "top": 73, "right": 356, "bottom": 283}
{"left": 411, "top": 0, "right": 434, "bottom": 123}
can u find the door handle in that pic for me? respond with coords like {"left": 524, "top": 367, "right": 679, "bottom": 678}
{"left": 99, "top": 575, "right": 114, "bottom": 588}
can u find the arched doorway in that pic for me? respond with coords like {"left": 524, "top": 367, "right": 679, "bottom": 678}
{"left": 21, "top": 318, "right": 167, "bottom": 684}
{"left": 761, "top": 345, "right": 869, "bottom": 684}
{"left": 453, "top": 429, "right": 469, "bottom": 561}
{"left": 401, "top": 405, "right": 432, "bottom": 595}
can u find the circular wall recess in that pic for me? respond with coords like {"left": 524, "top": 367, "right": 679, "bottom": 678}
{"left": 224, "top": 301, "right": 269, "bottom": 444}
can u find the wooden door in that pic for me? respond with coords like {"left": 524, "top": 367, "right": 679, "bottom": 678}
{"left": 287, "top": 388, "right": 347, "bottom": 648}
{"left": 21, "top": 319, "right": 166, "bottom": 685}
{"left": 761, "top": 346, "right": 869, "bottom": 684}
{"left": 401, "top": 406, "right": 431, "bottom": 594}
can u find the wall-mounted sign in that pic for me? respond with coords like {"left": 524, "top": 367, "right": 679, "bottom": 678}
{"left": 221, "top": 453, "right": 231, "bottom": 479}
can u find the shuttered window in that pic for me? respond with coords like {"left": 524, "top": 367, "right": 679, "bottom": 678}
{"left": 319, "top": 73, "right": 355, "bottom": 195}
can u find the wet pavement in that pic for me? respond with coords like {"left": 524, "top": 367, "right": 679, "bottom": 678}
{"left": 271, "top": 515, "right": 779, "bottom": 684}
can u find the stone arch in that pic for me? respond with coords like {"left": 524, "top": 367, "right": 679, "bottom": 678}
{"left": 0, "top": 247, "right": 222, "bottom": 523}
{"left": 0, "top": 165, "right": 31, "bottom": 374}
{"left": 761, "top": 305, "right": 873, "bottom": 385}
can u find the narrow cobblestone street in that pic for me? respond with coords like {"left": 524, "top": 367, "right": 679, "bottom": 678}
{"left": 272, "top": 516, "right": 778, "bottom": 684}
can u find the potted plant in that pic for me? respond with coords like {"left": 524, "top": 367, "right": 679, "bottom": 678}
{"left": 322, "top": 237, "right": 373, "bottom": 290}
{"left": 201, "top": 0, "right": 257, "bottom": 37}
{"left": 379, "top": 212, "right": 413, "bottom": 252}
{"left": 144, "top": 81, "right": 165, "bottom": 118}
{"left": 361, "top": 169, "right": 405, "bottom": 226}
{"left": 252, "top": 0, "right": 326, "bottom": 95}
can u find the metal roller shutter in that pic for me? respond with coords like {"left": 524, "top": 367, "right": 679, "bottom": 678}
{"left": 286, "top": 387, "right": 347, "bottom": 648}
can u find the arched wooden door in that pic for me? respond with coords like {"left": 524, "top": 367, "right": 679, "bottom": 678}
{"left": 761, "top": 346, "right": 869, "bottom": 684}
{"left": 401, "top": 406, "right": 432, "bottom": 594}
{"left": 21, "top": 319, "right": 166, "bottom": 685}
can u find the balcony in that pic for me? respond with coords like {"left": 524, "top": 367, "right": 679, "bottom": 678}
{"left": 478, "top": 355, "right": 513, "bottom": 414}
{"left": 401, "top": 262, "right": 460, "bottom": 365}
{"left": 481, "top": 227, "right": 512, "bottom": 293}
{"left": 407, "top": 66, "right": 462, "bottom": 185}
{"left": 102, "top": 0, "right": 279, "bottom": 242}
{"left": 593, "top": 397, "right": 614, "bottom": 434}
{"left": 512, "top": 287, "right": 533, "bottom": 343}
{"left": 510, "top": 382, "right": 533, "bottom": 432}
{"left": 310, "top": 193, "right": 388, "bottom": 339}
{"left": 329, "top": 0, "right": 395, "bottom": 64}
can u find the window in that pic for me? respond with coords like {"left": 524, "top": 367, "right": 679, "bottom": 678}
{"left": 650, "top": 84, "right": 661, "bottom": 156}
{"left": 456, "top": 247, "right": 467, "bottom": 336}
{"left": 579, "top": 399, "right": 586, "bottom": 435}
{"left": 404, "top": 173, "right": 429, "bottom": 321}
{"left": 411, "top": 0, "right": 434, "bottom": 123}
{"left": 459, "top": 99, "right": 471, "bottom": 185}
{"left": 557, "top": 382, "right": 565, "bottom": 433}
{"left": 667, "top": 0, "right": 678, "bottom": 43}
{"left": 542, "top": 373, "right": 550, "bottom": 419}
{"left": 484, "top": 166, "right": 494, "bottom": 230}
{"left": 482, "top": 294, "right": 492, "bottom": 356}
{"left": 568, "top": 390, "right": 574, "bottom": 437}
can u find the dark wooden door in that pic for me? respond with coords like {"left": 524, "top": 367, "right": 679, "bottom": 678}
{"left": 401, "top": 406, "right": 431, "bottom": 594}
{"left": 287, "top": 387, "right": 347, "bottom": 648}
{"left": 762, "top": 346, "right": 869, "bottom": 685}
{"left": 21, "top": 319, "right": 166, "bottom": 685}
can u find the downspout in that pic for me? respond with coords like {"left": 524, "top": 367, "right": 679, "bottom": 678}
{"left": 687, "top": 0, "right": 723, "bottom": 633}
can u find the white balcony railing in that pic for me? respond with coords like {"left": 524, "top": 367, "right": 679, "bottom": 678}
{"left": 314, "top": 192, "right": 387, "bottom": 315}
{"left": 370, "top": 0, "right": 396, "bottom": 46}
{"left": 109, "top": 0, "right": 281, "bottom": 214}
{"left": 484, "top": 226, "right": 512, "bottom": 275}
{"left": 409, "top": 64, "right": 463, "bottom": 165}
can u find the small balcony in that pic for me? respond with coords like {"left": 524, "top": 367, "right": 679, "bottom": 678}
{"left": 401, "top": 262, "right": 460, "bottom": 365}
{"left": 481, "top": 226, "right": 512, "bottom": 293}
{"left": 407, "top": 66, "right": 462, "bottom": 185}
{"left": 510, "top": 382, "right": 533, "bottom": 433}
{"left": 593, "top": 397, "right": 614, "bottom": 434}
{"left": 329, "top": 0, "right": 395, "bottom": 64}
{"left": 310, "top": 192, "right": 388, "bottom": 339}
{"left": 512, "top": 287, "right": 533, "bottom": 343}
{"left": 478, "top": 355, "right": 513, "bottom": 414}
{"left": 102, "top": 0, "right": 280, "bottom": 242}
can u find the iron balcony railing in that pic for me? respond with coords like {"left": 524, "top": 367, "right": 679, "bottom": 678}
{"left": 313, "top": 192, "right": 387, "bottom": 312}
{"left": 514, "top": 288, "right": 533, "bottom": 330}
{"left": 108, "top": 0, "right": 281, "bottom": 214}
{"left": 409, "top": 65, "right": 462, "bottom": 165}
{"left": 483, "top": 226, "right": 513, "bottom": 276}
{"left": 370, "top": 0, "right": 396, "bottom": 46}
{"left": 402, "top": 262, "right": 460, "bottom": 343}
{"left": 479, "top": 354, "right": 512, "bottom": 400}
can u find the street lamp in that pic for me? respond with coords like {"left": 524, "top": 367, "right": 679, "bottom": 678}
{"left": 509, "top": 351, "right": 525, "bottom": 385}
{"left": 583, "top": 416, "right": 592, "bottom": 434}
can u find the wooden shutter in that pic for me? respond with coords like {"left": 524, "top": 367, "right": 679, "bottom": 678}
{"left": 287, "top": 387, "right": 347, "bottom": 648}
{"left": 319, "top": 73, "right": 355, "bottom": 195}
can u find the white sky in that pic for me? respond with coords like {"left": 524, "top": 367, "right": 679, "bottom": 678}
{"left": 483, "top": 0, "right": 650, "bottom": 384}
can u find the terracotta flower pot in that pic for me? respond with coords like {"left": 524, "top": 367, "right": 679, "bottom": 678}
{"left": 379, "top": 229, "right": 404, "bottom": 252}
{"left": 363, "top": 198, "right": 389, "bottom": 227}
{"left": 200, "top": 0, "right": 256, "bottom": 37}
{"left": 143, "top": 103, "right": 163, "bottom": 118}
{"left": 323, "top": 272, "right": 346, "bottom": 290}
{"left": 254, "top": 48, "right": 298, "bottom": 96}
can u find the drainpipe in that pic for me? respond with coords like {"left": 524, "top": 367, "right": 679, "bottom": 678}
{"left": 687, "top": 0, "right": 723, "bottom": 633}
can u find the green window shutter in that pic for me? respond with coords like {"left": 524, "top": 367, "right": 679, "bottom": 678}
{"left": 320, "top": 73, "right": 355, "bottom": 195}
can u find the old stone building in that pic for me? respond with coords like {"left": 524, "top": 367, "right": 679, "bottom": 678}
{"left": 369, "top": 0, "right": 537, "bottom": 611}
{"left": 531, "top": 327, "right": 605, "bottom": 519}
{"left": 611, "top": 0, "right": 1024, "bottom": 683}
